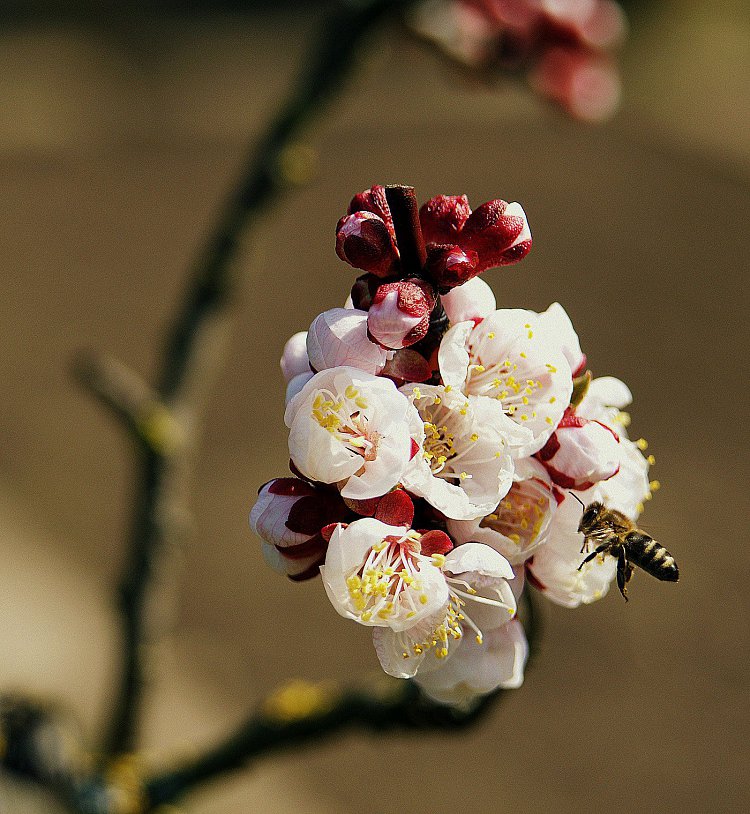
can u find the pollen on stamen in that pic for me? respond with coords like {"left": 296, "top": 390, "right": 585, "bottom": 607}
{"left": 647, "top": 454, "right": 656, "bottom": 465}
{"left": 636, "top": 438, "right": 649, "bottom": 451}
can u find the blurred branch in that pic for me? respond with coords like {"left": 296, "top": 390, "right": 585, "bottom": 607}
{"left": 0, "top": 589, "right": 538, "bottom": 812}
{"left": 74, "top": 352, "right": 183, "bottom": 455}
{"left": 101, "top": 0, "right": 417, "bottom": 758}
{"left": 145, "top": 590, "right": 539, "bottom": 808}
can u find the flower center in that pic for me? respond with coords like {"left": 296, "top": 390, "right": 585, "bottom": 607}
{"left": 480, "top": 476, "right": 552, "bottom": 551}
{"left": 419, "top": 399, "right": 473, "bottom": 482}
{"left": 345, "top": 532, "right": 427, "bottom": 623}
{"left": 311, "top": 386, "right": 379, "bottom": 460}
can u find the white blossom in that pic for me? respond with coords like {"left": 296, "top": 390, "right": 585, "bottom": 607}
{"left": 438, "top": 309, "right": 573, "bottom": 457}
{"left": 447, "top": 457, "right": 557, "bottom": 564}
{"left": 414, "top": 619, "right": 528, "bottom": 708}
{"left": 526, "top": 490, "right": 616, "bottom": 607}
{"left": 285, "top": 367, "right": 416, "bottom": 500}
{"left": 373, "top": 542, "right": 516, "bottom": 679}
{"left": 400, "top": 383, "right": 522, "bottom": 520}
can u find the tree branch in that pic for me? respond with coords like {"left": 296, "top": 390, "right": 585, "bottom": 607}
{"left": 101, "top": 0, "right": 417, "bottom": 758}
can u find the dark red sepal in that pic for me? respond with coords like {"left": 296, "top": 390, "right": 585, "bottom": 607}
{"left": 374, "top": 490, "right": 415, "bottom": 527}
{"left": 418, "top": 529, "right": 454, "bottom": 556}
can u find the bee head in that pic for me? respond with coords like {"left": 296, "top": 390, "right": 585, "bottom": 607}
{"left": 578, "top": 501, "right": 604, "bottom": 533}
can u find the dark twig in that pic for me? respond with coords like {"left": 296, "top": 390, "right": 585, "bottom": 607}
{"left": 385, "top": 184, "right": 427, "bottom": 277}
{"left": 144, "top": 591, "right": 539, "bottom": 810}
{"left": 74, "top": 352, "right": 182, "bottom": 455}
{"left": 102, "top": 0, "right": 417, "bottom": 758}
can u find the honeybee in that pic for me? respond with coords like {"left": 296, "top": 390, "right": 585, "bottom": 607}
{"left": 572, "top": 496, "right": 679, "bottom": 601}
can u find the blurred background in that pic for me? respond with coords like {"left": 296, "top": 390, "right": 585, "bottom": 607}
{"left": 0, "top": 1, "right": 748, "bottom": 811}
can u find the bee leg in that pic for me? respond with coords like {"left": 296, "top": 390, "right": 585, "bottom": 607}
{"left": 577, "top": 542, "right": 611, "bottom": 571}
{"left": 616, "top": 548, "right": 630, "bottom": 602}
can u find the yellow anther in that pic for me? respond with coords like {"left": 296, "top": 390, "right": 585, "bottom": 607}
{"left": 636, "top": 438, "right": 649, "bottom": 451}
{"left": 487, "top": 332, "right": 495, "bottom": 339}
{"left": 345, "top": 385, "right": 359, "bottom": 399}
{"left": 445, "top": 385, "right": 452, "bottom": 392}
{"left": 355, "top": 397, "right": 368, "bottom": 410}
{"left": 545, "top": 364, "right": 557, "bottom": 373}
{"left": 413, "top": 387, "right": 422, "bottom": 399}
{"left": 647, "top": 454, "right": 656, "bottom": 465}
{"left": 520, "top": 352, "right": 527, "bottom": 358}
{"left": 522, "top": 396, "right": 529, "bottom": 405}
{"left": 459, "top": 471, "right": 469, "bottom": 480}
{"left": 470, "top": 432, "right": 479, "bottom": 442}
{"left": 475, "top": 634, "right": 483, "bottom": 645}
{"left": 650, "top": 480, "right": 661, "bottom": 491}
{"left": 546, "top": 416, "right": 553, "bottom": 424}
{"left": 431, "top": 553, "right": 446, "bottom": 568}
{"left": 419, "top": 594, "right": 428, "bottom": 605}
{"left": 528, "top": 330, "right": 533, "bottom": 339}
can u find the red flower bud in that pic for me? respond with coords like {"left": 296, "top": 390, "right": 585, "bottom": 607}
{"left": 419, "top": 194, "right": 472, "bottom": 244}
{"left": 425, "top": 244, "right": 480, "bottom": 290}
{"left": 336, "top": 211, "right": 399, "bottom": 277}
{"left": 348, "top": 184, "right": 395, "bottom": 235}
{"left": 460, "top": 200, "right": 532, "bottom": 270}
{"left": 367, "top": 279, "right": 435, "bottom": 350}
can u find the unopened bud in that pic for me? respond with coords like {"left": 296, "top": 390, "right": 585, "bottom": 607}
{"left": 419, "top": 194, "right": 472, "bottom": 244}
{"left": 460, "top": 200, "right": 532, "bottom": 270}
{"left": 536, "top": 409, "right": 620, "bottom": 491}
{"left": 367, "top": 280, "right": 434, "bottom": 350}
{"left": 307, "top": 308, "right": 390, "bottom": 374}
{"left": 336, "top": 211, "right": 399, "bottom": 277}
{"left": 425, "top": 244, "right": 480, "bottom": 291}
{"left": 280, "top": 331, "right": 310, "bottom": 383}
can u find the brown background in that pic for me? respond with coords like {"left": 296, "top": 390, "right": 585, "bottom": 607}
{"left": 0, "top": 2, "right": 748, "bottom": 812}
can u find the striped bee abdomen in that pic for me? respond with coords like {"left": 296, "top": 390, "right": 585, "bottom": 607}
{"left": 624, "top": 532, "right": 679, "bottom": 582}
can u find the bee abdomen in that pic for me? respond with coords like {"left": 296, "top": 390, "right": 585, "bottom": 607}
{"left": 625, "top": 532, "right": 679, "bottom": 581}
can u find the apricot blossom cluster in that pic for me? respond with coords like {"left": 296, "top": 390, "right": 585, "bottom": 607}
{"left": 409, "top": 0, "right": 627, "bottom": 121}
{"left": 249, "top": 184, "right": 655, "bottom": 707}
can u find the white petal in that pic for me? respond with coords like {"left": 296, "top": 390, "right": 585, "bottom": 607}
{"left": 537, "top": 302, "right": 584, "bottom": 375}
{"left": 285, "top": 371, "right": 313, "bottom": 406}
{"left": 415, "top": 619, "right": 528, "bottom": 708}
{"left": 280, "top": 331, "right": 310, "bottom": 382}
{"left": 444, "top": 542, "right": 514, "bottom": 581}
{"left": 437, "top": 320, "right": 473, "bottom": 390}
{"left": 306, "top": 308, "right": 389, "bottom": 374}
{"left": 583, "top": 375, "right": 633, "bottom": 412}
{"left": 441, "top": 277, "right": 496, "bottom": 324}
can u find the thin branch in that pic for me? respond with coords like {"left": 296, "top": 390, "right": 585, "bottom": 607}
{"left": 144, "top": 592, "right": 540, "bottom": 810}
{"left": 74, "top": 351, "right": 183, "bottom": 455}
{"left": 0, "top": 576, "right": 537, "bottom": 814}
{"left": 102, "top": 0, "right": 416, "bottom": 757}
